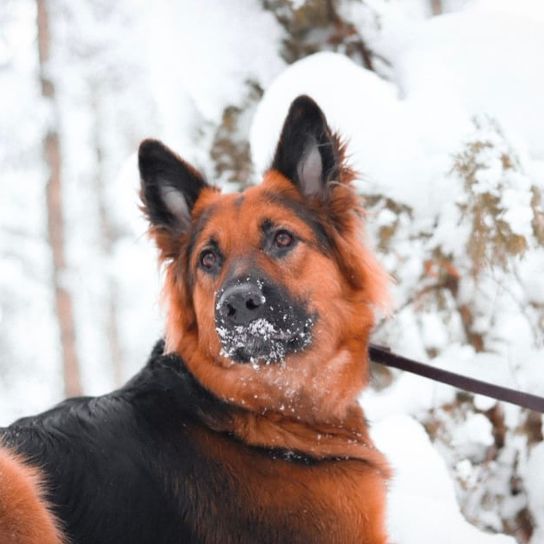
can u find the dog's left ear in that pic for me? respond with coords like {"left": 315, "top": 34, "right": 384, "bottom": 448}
{"left": 271, "top": 95, "right": 340, "bottom": 197}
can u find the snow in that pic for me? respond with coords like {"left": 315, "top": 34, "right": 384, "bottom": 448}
{"left": 252, "top": 0, "right": 544, "bottom": 216}
{"left": 524, "top": 443, "right": 544, "bottom": 544}
{"left": 372, "top": 415, "right": 515, "bottom": 544}
{"left": 250, "top": 51, "right": 432, "bottom": 213}
{"left": 149, "top": 0, "right": 285, "bottom": 124}
{"left": 217, "top": 317, "right": 288, "bottom": 364}
{"left": 1, "top": 0, "right": 544, "bottom": 542}
{"left": 217, "top": 315, "right": 314, "bottom": 365}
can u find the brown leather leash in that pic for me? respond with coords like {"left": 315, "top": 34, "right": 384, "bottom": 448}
{"left": 369, "top": 344, "right": 544, "bottom": 413}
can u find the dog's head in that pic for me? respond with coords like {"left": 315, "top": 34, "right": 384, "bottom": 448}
{"left": 139, "top": 96, "right": 389, "bottom": 422}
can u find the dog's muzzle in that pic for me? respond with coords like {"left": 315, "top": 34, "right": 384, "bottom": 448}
{"left": 215, "top": 276, "right": 315, "bottom": 365}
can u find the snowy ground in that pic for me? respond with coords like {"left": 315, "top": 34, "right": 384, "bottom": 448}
{"left": 372, "top": 415, "right": 515, "bottom": 544}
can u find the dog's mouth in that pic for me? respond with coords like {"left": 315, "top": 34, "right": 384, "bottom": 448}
{"left": 214, "top": 274, "right": 316, "bottom": 365}
{"left": 216, "top": 316, "right": 314, "bottom": 365}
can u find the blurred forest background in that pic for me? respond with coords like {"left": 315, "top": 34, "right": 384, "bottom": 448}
{"left": 1, "top": 0, "right": 543, "bottom": 542}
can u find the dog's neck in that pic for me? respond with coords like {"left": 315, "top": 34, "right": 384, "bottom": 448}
{"left": 225, "top": 406, "right": 389, "bottom": 470}
{"left": 202, "top": 390, "right": 389, "bottom": 474}
{"left": 168, "top": 341, "right": 387, "bottom": 470}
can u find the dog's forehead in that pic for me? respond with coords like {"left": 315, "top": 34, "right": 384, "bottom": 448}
{"left": 194, "top": 182, "right": 312, "bottom": 244}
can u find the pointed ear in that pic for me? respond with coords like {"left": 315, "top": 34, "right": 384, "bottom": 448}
{"left": 271, "top": 95, "right": 340, "bottom": 197}
{"left": 139, "top": 139, "right": 208, "bottom": 232}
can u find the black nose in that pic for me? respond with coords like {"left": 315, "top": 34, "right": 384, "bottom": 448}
{"left": 217, "top": 283, "right": 266, "bottom": 326}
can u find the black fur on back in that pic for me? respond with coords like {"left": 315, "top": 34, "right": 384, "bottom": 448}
{"left": 0, "top": 341, "right": 287, "bottom": 544}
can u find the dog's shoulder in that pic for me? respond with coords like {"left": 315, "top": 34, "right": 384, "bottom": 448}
{"left": 0, "top": 342, "right": 220, "bottom": 543}
{"left": 1, "top": 340, "right": 215, "bottom": 457}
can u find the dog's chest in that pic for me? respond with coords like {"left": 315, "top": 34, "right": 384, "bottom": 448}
{"left": 178, "top": 425, "right": 387, "bottom": 544}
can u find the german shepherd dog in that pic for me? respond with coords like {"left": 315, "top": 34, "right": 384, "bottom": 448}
{"left": 0, "top": 96, "right": 390, "bottom": 543}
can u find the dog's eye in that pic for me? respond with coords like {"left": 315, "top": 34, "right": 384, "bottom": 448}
{"left": 200, "top": 250, "right": 219, "bottom": 271}
{"left": 274, "top": 230, "right": 294, "bottom": 249}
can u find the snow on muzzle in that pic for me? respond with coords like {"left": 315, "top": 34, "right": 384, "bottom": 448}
{"left": 215, "top": 276, "right": 315, "bottom": 365}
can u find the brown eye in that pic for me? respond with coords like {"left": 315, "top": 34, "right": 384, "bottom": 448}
{"left": 274, "top": 230, "right": 294, "bottom": 248}
{"left": 200, "top": 250, "right": 218, "bottom": 270}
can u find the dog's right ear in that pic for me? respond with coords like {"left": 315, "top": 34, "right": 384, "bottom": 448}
{"left": 139, "top": 139, "right": 208, "bottom": 234}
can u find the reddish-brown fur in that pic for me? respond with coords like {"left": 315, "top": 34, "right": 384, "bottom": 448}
{"left": 0, "top": 447, "right": 64, "bottom": 544}
{"left": 148, "top": 152, "right": 391, "bottom": 540}
{"left": 159, "top": 171, "right": 388, "bottom": 428}
{"left": 187, "top": 424, "right": 389, "bottom": 544}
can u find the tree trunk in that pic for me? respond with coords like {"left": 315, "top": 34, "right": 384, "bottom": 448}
{"left": 36, "top": 0, "right": 82, "bottom": 397}
{"left": 92, "top": 91, "right": 124, "bottom": 386}
{"left": 431, "top": 0, "right": 443, "bottom": 16}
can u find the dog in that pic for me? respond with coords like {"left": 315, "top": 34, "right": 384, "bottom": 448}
{"left": 0, "top": 95, "right": 390, "bottom": 543}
